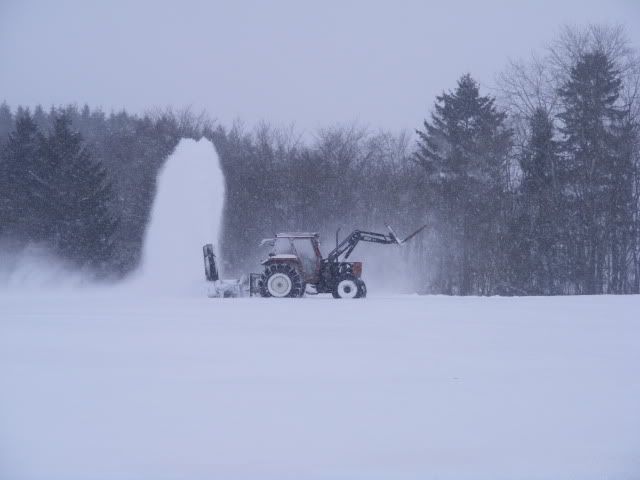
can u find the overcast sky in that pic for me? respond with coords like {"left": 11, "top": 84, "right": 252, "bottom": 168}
{"left": 1, "top": 0, "right": 639, "bottom": 132}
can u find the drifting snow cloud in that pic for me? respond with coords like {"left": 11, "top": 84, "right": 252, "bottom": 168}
{"left": 0, "top": 244, "right": 88, "bottom": 291}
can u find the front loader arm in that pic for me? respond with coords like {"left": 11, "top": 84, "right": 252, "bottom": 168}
{"left": 327, "top": 230, "right": 394, "bottom": 262}
{"left": 327, "top": 224, "right": 428, "bottom": 262}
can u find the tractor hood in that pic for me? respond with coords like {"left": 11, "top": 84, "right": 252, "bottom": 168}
{"left": 260, "top": 254, "right": 298, "bottom": 265}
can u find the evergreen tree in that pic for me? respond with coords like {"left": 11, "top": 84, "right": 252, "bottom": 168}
{"left": 0, "top": 102, "right": 13, "bottom": 145}
{"left": 511, "top": 108, "right": 563, "bottom": 293}
{"left": 606, "top": 114, "right": 637, "bottom": 293}
{"left": 557, "top": 51, "right": 627, "bottom": 293}
{"left": 415, "top": 74, "right": 512, "bottom": 294}
{"left": 32, "top": 104, "right": 50, "bottom": 132}
{"left": 0, "top": 110, "right": 40, "bottom": 238}
{"left": 35, "top": 114, "right": 119, "bottom": 272}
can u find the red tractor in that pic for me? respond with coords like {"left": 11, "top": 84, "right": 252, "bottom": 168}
{"left": 204, "top": 225, "right": 425, "bottom": 299}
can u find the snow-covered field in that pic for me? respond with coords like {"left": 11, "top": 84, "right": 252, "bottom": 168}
{"left": 1, "top": 137, "right": 638, "bottom": 479}
{"left": 1, "top": 292, "right": 639, "bottom": 480}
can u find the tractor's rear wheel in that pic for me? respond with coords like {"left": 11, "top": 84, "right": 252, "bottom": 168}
{"left": 259, "top": 263, "right": 305, "bottom": 298}
{"left": 332, "top": 275, "right": 365, "bottom": 299}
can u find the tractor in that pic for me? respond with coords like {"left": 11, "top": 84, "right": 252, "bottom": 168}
{"left": 203, "top": 225, "right": 426, "bottom": 299}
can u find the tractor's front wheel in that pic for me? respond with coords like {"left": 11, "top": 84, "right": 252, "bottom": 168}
{"left": 259, "top": 264, "right": 305, "bottom": 298}
{"left": 332, "top": 275, "right": 366, "bottom": 299}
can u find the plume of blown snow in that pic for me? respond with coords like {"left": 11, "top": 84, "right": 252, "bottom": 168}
{"left": 132, "top": 138, "right": 225, "bottom": 296}
{"left": 0, "top": 244, "right": 89, "bottom": 292}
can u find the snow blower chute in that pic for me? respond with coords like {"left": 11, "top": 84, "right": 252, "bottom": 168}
{"left": 202, "top": 244, "right": 249, "bottom": 298}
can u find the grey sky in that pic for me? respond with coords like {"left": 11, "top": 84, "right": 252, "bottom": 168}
{"left": 1, "top": 0, "right": 639, "bottom": 133}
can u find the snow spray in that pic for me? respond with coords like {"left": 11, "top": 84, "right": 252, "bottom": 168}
{"left": 0, "top": 244, "right": 87, "bottom": 291}
{"left": 137, "top": 138, "right": 225, "bottom": 294}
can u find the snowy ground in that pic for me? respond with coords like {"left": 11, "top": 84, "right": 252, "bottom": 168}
{"left": 1, "top": 292, "right": 639, "bottom": 480}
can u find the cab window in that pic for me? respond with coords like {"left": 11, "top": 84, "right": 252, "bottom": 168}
{"left": 293, "top": 238, "right": 318, "bottom": 274}
{"left": 272, "top": 238, "right": 294, "bottom": 255}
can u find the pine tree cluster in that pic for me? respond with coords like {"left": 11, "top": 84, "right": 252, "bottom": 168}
{"left": 0, "top": 112, "right": 119, "bottom": 275}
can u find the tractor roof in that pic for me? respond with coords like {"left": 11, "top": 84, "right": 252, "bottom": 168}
{"left": 275, "top": 232, "right": 319, "bottom": 239}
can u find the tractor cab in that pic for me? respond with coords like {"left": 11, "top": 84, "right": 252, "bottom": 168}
{"left": 260, "top": 233, "right": 323, "bottom": 284}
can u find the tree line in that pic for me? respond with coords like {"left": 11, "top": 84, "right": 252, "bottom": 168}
{"left": 1, "top": 24, "right": 639, "bottom": 294}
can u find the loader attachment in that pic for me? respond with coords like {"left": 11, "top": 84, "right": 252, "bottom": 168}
{"left": 385, "top": 225, "right": 402, "bottom": 245}
{"left": 328, "top": 224, "right": 428, "bottom": 262}
{"left": 385, "top": 224, "right": 428, "bottom": 245}
{"left": 398, "top": 224, "right": 428, "bottom": 244}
